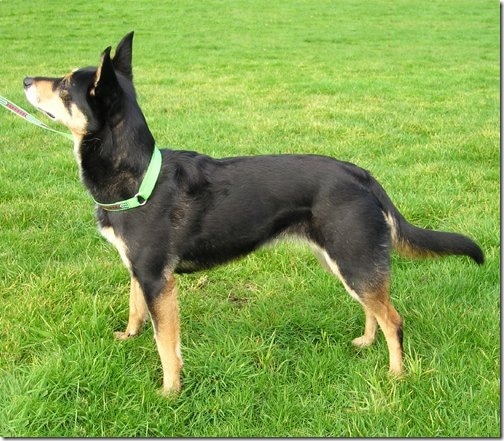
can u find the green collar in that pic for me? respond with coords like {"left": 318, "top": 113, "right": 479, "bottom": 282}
{"left": 94, "top": 147, "right": 162, "bottom": 211}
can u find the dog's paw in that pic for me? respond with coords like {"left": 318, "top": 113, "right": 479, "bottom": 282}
{"left": 157, "top": 377, "right": 181, "bottom": 399}
{"left": 351, "top": 335, "right": 375, "bottom": 348}
{"left": 157, "top": 385, "right": 180, "bottom": 399}
{"left": 114, "top": 330, "right": 134, "bottom": 340}
{"left": 387, "top": 366, "right": 404, "bottom": 379}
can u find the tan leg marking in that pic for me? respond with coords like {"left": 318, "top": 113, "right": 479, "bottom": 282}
{"left": 362, "top": 282, "right": 403, "bottom": 375}
{"left": 150, "top": 274, "right": 183, "bottom": 395}
{"left": 114, "top": 277, "right": 148, "bottom": 340}
{"left": 352, "top": 304, "right": 378, "bottom": 348}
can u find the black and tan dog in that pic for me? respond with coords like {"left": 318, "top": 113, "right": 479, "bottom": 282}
{"left": 23, "top": 32, "right": 484, "bottom": 395}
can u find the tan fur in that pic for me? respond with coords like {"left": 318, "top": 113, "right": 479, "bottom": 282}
{"left": 114, "top": 277, "right": 148, "bottom": 340}
{"left": 351, "top": 304, "right": 378, "bottom": 348}
{"left": 360, "top": 280, "right": 403, "bottom": 375}
{"left": 150, "top": 274, "right": 183, "bottom": 395}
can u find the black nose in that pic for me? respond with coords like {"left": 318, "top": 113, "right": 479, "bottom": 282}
{"left": 23, "top": 77, "right": 34, "bottom": 89}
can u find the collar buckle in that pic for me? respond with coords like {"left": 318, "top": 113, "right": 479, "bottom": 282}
{"left": 135, "top": 194, "right": 147, "bottom": 206}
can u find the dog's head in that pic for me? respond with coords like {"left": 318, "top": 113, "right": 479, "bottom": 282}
{"left": 23, "top": 32, "right": 136, "bottom": 137}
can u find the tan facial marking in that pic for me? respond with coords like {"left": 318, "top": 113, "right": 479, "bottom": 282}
{"left": 24, "top": 76, "right": 88, "bottom": 136}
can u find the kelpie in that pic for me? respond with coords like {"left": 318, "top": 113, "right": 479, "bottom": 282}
{"left": 23, "top": 32, "right": 484, "bottom": 395}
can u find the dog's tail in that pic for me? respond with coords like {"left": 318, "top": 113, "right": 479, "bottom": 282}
{"left": 369, "top": 176, "right": 484, "bottom": 265}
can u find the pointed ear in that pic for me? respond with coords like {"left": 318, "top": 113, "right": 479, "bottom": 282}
{"left": 91, "top": 46, "right": 119, "bottom": 95}
{"left": 112, "top": 31, "right": 134, "bottom": 80}
{"left": 90, "top": 46, "right": 123, "bottom": 123}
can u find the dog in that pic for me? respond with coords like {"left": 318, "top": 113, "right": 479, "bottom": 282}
{"left": 23, "top": 32, "right": 484, "bottom": 395}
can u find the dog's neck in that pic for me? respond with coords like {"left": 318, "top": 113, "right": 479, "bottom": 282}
{"left": 75, "top": 119, "right": 155, "bottom": 205}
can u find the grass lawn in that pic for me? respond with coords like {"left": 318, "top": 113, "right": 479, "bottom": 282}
{"left": 0, "top": 0, "right": 499, "bottom": 437}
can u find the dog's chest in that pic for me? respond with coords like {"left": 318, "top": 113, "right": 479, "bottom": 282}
{"left": 99, "top": 225, "right": 132, "bottom": 271}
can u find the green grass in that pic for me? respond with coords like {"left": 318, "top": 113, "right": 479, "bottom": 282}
{"left": 0, "top": 0, "right": 499, "bottom": 437}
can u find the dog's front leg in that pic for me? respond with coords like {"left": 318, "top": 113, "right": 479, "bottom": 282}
{"left": 114, "top": 276, "right": 148, "bottom": 340}
{"left": 145, "top": 272, "right": 183, "bottom": 396}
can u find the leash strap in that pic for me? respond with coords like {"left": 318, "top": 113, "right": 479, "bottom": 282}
{"left": 0, "top": 95, "right": 74, "bottom": 140}
{"left": 93, "top": 147, "right": 163, "bottom": 211}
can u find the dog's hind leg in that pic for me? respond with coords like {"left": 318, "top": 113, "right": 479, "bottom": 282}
{"left": 314, "top": 244, "right": 403, "bottom": 375}
{"left": 114, "top": 276, "right": 148, "bottom": 340}
{"left": 359, "top": 282, "right": 403, "bottom": 375}
{"left": 309, "top": 193, "right": 403, "bottom": 374}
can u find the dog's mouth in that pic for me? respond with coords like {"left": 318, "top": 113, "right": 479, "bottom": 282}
{"left": 32, "top": 103, "right": 57, "bottom": 121}
{"left": 40, "top": 109, "right": 56, "bottom": 120}
{"left": 29, "top": 104, "right": 57, "bottom": 121}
